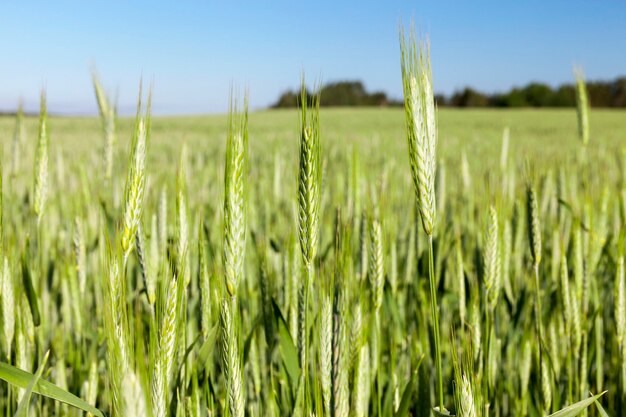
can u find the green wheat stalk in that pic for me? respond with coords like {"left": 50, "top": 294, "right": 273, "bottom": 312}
{"left": 400, "top": 25, "right": 443, "bottom": 411}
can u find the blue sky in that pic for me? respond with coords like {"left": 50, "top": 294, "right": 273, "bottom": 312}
{"left": 1, "top": 1, "right": 625, "bottom": 115}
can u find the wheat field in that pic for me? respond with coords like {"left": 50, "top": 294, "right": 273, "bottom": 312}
{"left": 0, "top": 36, "right": 625, "bottom": 417}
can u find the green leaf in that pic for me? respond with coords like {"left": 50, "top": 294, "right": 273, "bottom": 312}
{"left": 593, "top": 395, "right": 610, "bottom": 417}
{"left": 394, "top": 370, "right": 416, "bottom": 417}
{"left": 291, "top": 374, "right": 305, "bottom": 417}
{"left": 21, "top": 250, "right": 40, "bottom": 327}
{"left": 416, "top": 359, "right": 431, "bottom": 417}
{"left": 0, "top": 357, "right": 104, "bottom": 417}
{"left": 273, "top": 299, "right": 300, "bottom": 389}
{"left": 15, "top": 351, "right": 49, "bottom": 417}
{"left": 547, "top": 392, "right": 607, "bottom": 417}
{"left": 196, "top": 322, "right": 219, "bottom": 374}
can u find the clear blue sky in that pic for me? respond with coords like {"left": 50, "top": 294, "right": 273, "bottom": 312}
{"left": 1, "top": 1, "right": 625, "bottom": 115}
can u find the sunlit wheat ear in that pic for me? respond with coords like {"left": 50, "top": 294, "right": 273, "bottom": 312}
{"left": 452, "top": 334, "right": 477, "bottom": 417}
{"left": 33, "top": 89, "right": 49, "bottom": 225}
{"left": 353, "top": 344, "right": 371, "bottom": 417}
{"left": 1, "top": 257, "right": 14, "bottom": 360}
{"left": 153, "top": 273, "right": 181, "bottom": 417}
{"left": 331, "top": 289, "right": 349, "bottom": 417}
{"left": 369, "top": 215, "right": 384, "bottom": 311}
{"left": 296, "top": 78, "right": 321, "bottom": 381}
{"left": 92, "top": 70, "right": 117, "bottom": 181}
{"left": 574, "top": 67, "right": 590, "bottom": 147}
{"left": 161, "top": 274, "right": 180, "bottom": 384}
{"left": 484, "top": 205, "right": 500, "bottom": 311}
{"left": 349, "top": 302, "right": 363, "bottom": 371}
{"left": 123, "top": 371, "right": 147, "bottom": 417}
{"left": 616, "top": 256, "right": 625, "bottom": 348}
{"left": 103, "top": 251, "right": 130, "bottom": 416}
{"left": 223, "top": 94, "right": 248, "bottom": 298}
{"left": 457, "top": 374, "right": 476, "bottom": 417}
{"left": 121, "top": 86, "right": 151, "bottom": 263}
{"left": 298, "top": 79, "right": 322, "bottom": 268}
{"left": 220, "top": 299, "right": 244, "bottom": 417}
{"left": 400, "top": 28, "right": 437, "bottom": 236}
{"left": 320, "top": 295, "right": 332, "bottom": 417}
{"left": 470, "top": 296, "right": 481, "bottom": 362}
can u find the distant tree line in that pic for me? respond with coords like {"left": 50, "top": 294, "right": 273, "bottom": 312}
{"left": 272, "top": 77, "right": 626, "bottom": 108}
{"left": 271, "top": 81, "right": 396, "bottom": 108}
{"left": 441, "top": 77, "right": 626, "bottom": 107}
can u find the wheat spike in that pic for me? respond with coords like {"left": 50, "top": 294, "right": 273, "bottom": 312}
{"left": 331, "top": 288, "right": 349, "bottom": 417}
{"left": 458, "top": 375, "right": 476, "bottom": 417}
{"left": 484, "top": 205, "right": 500, "bottom": 311}
{"left": 103, "top": 253, "right": 130, "bottom": 416}
{"left": 123, "top": 371, "right": 148, "bottom": 417}
{"left": 220, "top": 298, "right": 245, "bottom": 417}
{"left": 400, "top": 29, "right": 437, "bottom": 236}
{"left": 352, "top": 344, "right": 370, "bottom": 417}
{"left": 121, "top": 88, "right": 151, "bottom": 263}
{"left": 320, "top": 295, "right": 332, "bottom": 417}
{"left": 1, "top": 257, "right": 14, "bottom": 360}
{"left": 369, "top": 216, "right": 384, "bottom": 311}
{"left": 152, "top": 274, "right": 180, "bottom": 417}
{"left": 92, "top": 70, "right": 117, "bottom": 180}
{"left": 33, "top": 90, "right": 49, "bottom": 224}
{"left": 297, "top": 80, "right": 321, "bottom": 268}
{"left": 574, "top": 67, "right": 590, "bottom": 146}
{"left": 223, "top": 95, "right": 248, "bottom": 297}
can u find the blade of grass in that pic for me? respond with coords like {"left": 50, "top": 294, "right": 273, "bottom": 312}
{"left": 547, "top": 392, "right": 607, "bottom": 417}
{"left": 0, "top": 357, "right": 105, "bottom": 417}
{"left": 15, "top": 351, "right": 49, "bottom": 417}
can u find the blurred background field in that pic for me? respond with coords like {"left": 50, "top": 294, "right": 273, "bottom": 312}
{"left": 2, "top": 107, "right": 624, "bottom": 186}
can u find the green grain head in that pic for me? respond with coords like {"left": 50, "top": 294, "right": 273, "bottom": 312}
{"left": 574, "top": 67, "right": 590, "bottom": 146}
{"left": 121, "top": 87, "right": 151, "bottom": 263}
{"left": 33, "top": 90, "right": 49, "bottom": 225}
{"left": 400, "top": 27, "right": 437, "bottom": 236}
{"left": 223, "top": 94, "right": 248, "bottom": 297}
{"left": 297, "top": 79, "right": 322, "bottom": 269}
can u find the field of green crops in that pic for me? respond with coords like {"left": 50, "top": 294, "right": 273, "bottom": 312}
{"left": 1, "top": 44, "right": 626, "bottom": 417}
